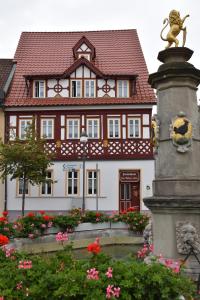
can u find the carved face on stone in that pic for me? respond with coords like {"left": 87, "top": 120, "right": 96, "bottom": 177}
{"left": 180, "top": 224, "right": 197, "bottom": 244}
{"left": 176, "top": 222, "right": 200, "bottom": 254}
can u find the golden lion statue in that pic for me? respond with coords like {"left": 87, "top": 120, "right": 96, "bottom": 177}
{"left": 160, "top": 10, "right": 189, "bottom": 48}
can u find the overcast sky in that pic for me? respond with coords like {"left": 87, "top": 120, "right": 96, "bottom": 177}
{"left": 0, "top": 0, "right": 199, "bottom": 99}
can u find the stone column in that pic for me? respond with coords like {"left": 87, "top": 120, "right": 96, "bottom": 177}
{"left": 144, "top": 47, "right": 200, "bottom": 278}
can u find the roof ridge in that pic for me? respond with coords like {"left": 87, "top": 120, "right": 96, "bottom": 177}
{"left": 21, "top": 29, "right": 137, "bottom": 34}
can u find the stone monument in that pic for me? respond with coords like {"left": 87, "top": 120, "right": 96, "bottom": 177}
{"left": 144, "top": 10, "right": 200, "bottom": 279}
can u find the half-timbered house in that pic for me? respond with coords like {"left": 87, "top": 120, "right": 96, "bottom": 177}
{"left": 4, "top": 29, "right": 156, "bottom": 216}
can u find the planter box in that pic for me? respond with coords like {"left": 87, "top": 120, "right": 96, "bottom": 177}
{"left": 110, "top": 222, "right": 129, "bottom": 230}
{"left": 75, "top": 222, "right": 110, "bottom": 232}
{"left": 44, "top": 227, "right": 61, "bottom": 235}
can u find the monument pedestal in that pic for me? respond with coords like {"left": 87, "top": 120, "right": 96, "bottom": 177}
{"left": 144, "top": 47, "right": 200, "bottom": 279}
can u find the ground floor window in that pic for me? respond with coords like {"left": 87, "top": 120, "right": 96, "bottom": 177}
{"left": 17, "top": 178, "right": 29, "bottom": 196}
{"left": 41, "top": 171, "right": 53, "bottom": 195}
{"left": 87, "top": 170, "right": 98, "bottom": 196}
{"left": 66, "top": 170, "right": 79, "bottom": 196}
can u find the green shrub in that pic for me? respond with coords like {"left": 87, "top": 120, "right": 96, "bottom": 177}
{"left": 0, "top": 245, "right": 196, "bottom": 300}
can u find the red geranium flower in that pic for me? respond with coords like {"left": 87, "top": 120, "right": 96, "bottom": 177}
{"left": 127, "top": 207, "right": 136, "bottom": 212}
{"left": 2, "top": 211, "right": 8, "bottom": 217}
{"left": 39, "top": 210, "right": 45, "bottom": 215}
{"left": 43, "top": 215, "right": 54, "bottom": 221}
{"left": 27, "top": 212, "right": 35, "bottom": 218}
{"left": 0, "top": 217, "right": 7, "bottom": 222}
{"left": 120, "top": 210, "right": 127, "bottom": 215}
{"left": 87, "top": 238, "right": 101, "bottom": 254}
{"left": 0, "top": 234, "right": 9, "bottom": 246}
{"left": 95, "top": 212, "right": 101, "bottom": 217}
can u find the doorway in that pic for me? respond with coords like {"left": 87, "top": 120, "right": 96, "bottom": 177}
{"left": 119, "top": 170, "right": 140, "bottom": 211}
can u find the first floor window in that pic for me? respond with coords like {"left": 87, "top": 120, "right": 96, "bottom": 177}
{"left": 87, "top": 119, "right": 99, "bottom": 138}
{"left": 41, "top": 119, "right": 54, "bottom": 139}
{"left": 128, "top": 118, "right": 141, "bottom": 138}
{"left": 41, "top": 171, "right": 53, "bottom": 195}
{"left": 117, "top": 80, "right": 129, "bottom": 98}
{"left": 19, "top": 119, "right": 32, "bottom": 140}
{"left": 34, "top": 80, "right": 45, "bottom": 98}
{"left": 67, "top": 119, "right": 80, "bottom": 139}
{"left": 87, "top": 170, "right": 98, "bottom": 196}
{"left": 67, "top": 170, "right": 79, "bottom": 195}
{"left": 71, "top": 80, "right": 82, "bottom": 97}
{"left": 85, "top": 80, "right": 95, "bottom": 97}
{"left": 108, "top": 118, "right": 120, "bottom": 138}
{"left": 18, "top": 178, "right": 29, "bottom": 195}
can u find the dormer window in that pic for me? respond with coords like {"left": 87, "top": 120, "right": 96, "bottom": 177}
{"left": 71, "top": 80, "right": 82, "bottom": 97}
{"left": 78, "top": 53, "right": 91, "bottom": 61}
{"left": 33, "top": 80, "right": 45, "bottom": 98}
{"left": 117, "top": 80, "right": 129, "bottom": 98}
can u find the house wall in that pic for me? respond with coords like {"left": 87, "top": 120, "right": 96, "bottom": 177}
{"left": 0, "top": 109, "right": 5, "bottom": 213}
{"left": 7, "top": 159, "right": 154, "bottom": 217}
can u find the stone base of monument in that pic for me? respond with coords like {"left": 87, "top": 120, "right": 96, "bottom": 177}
{"left": 144, "top": 195, "right": 200, "bottom": 281}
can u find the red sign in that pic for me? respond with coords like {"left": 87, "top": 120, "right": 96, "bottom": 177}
{"left": 120, "top": 170, "right": 139, "bottom": 182}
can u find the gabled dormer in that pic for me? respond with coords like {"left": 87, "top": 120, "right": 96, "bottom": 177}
{"left": 73, "top": 36, "right": 96, "bottom": 61}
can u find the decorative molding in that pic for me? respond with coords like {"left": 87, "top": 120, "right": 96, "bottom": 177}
{"left": 176, "top": 221, "right": 200, "bottom": 254}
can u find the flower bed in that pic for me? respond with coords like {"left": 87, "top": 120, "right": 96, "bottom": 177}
{"left": 0, "top": 208, "right": 149, "bottom": 239}
{"left": 0, "top": 236, "right": 197, "bottom": 300}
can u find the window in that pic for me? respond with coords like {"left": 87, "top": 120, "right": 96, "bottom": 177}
{"left": 78, "top": 53, "right": 91, "bottom": 60}
{"left": 117, "top": 80, "right": 129, "bottom": 98}
{"left": 67, "top": 170, "right": 79, "bottom": 196}
{"left": 18, "top": 178, "right": 29, "bottom": 196}
{"left": 128, "top": 118, "right": 141, "bottom": 138}
{"left": 34, "top": 80, "right": 45, "bottom": 98}
{"left": 71, "top": 80, "right": 82, "bottom": 97}
{"left": 19, "top": 119, "right": 32, "bottom": 140}
{"left": 41, "top": 119, "right": 54, "bottom": 139}
{"left": 41, "top": 171, "right": 52, "bottom": 195}
{"left": 84, "top": 80, "right": 95, "bottom": 97}
{"left": 87, "top": 119, "right": 99, "bottom": 139}
{"left": 67, "top": 119, "right": 80, "bottom": 139}
{"left": 108, "top": 118, "right": 120, "bottom": 138}
{"left": 87, "top": 171, "right": 98, "bottom": 196}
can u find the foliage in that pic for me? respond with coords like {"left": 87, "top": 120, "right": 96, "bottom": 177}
{"left": 0, "top": 209, "right": 149, "bottom": 239}
{"left": 53, "top": 215, "right": 80, "bottom": 232}
{"left": 0, "top": 244, "right": 196, "bottom": 300}
{"left": 81, "top": 211, "right": 110, "bottom": 223}
{"left": 0, "top": 123, "right": 53, "bottom": 216}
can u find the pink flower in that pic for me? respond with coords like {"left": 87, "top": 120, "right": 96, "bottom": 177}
{"left": 47, "top": 222, "right": 53, "bottom": 228}
{"left": 106, "top": 267, "right": 113, "bottom": 278}
{"left": 87, "top": 268, "right": 99, "bottom": 280}
{"left": 55, "top": 232, "right": 68, "bottom": 243}
{"left": 0, "top": 296, "right": 4, "bottom": 300}
{"left": 158, "top": 258, "right": 180, "bottom": 273}
{"left": 18, "top": 260, "right": 32, "bottom": 269}
{"left": 41, "top": 224, "right": 46, "bottom": 228}
{"left": 28, "top": 234, "right": 34, "bottom": 239}
{"left": 16, "top": 281, "right": 23, "bottom": 290}
{"left": 113, "top": 287, "right": 120, "bottom": 298}
{"left": 2, "top": 246, "right": 15, "bottom": 258}
{"left": 106, "top": 285, "right": 120, "bottom": 299}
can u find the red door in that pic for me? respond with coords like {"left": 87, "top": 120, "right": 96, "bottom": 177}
{"left": 119, "top": 170, "right": 140, "bottom": 212}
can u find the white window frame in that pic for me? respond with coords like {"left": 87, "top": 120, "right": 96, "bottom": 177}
{"left": 117, "top": 80, "right": 129, "bottom": 98}
{"left": 84, "top": 80, "right": 95, "bottom": 97}
{"left": 41, "top": 119, "right": 54, "bottom": 139}
{"left": 87, "top": 170, "right": 99, "bottom": 196}
{"left": 41, "top": 170, "right": 53, "bottom": 196}
{"left": 66, "top": 170, "right": 79, "bottom": 196}
{"left": 33, "top": 80, "right": 45, "bottom": 98}
{"left": 107, "top": 118, "right": 121, "bottom": 139}
{"left": 128, "top": 118, "right": 141, "bottom": 138}
{"left": 86, "top": 118, "right": 100, "bottom": 139}
{"left": 71, "top": 80, "right": 82, "bottom": 97}
{"left": 66, "top": 119, "right": 80, "bottom": 139}
{"left": 17, "top": 178, "right": 29, "bottom": 196}
{"left": 19, "top": 119, "right": 32, "bottom": 140}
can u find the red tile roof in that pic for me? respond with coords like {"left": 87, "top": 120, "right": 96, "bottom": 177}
{"left": 0, "top": 59, "right": 13, "bottom": 90}
{"left": 5, "top": 29, "right": 156, "bottom": 107}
